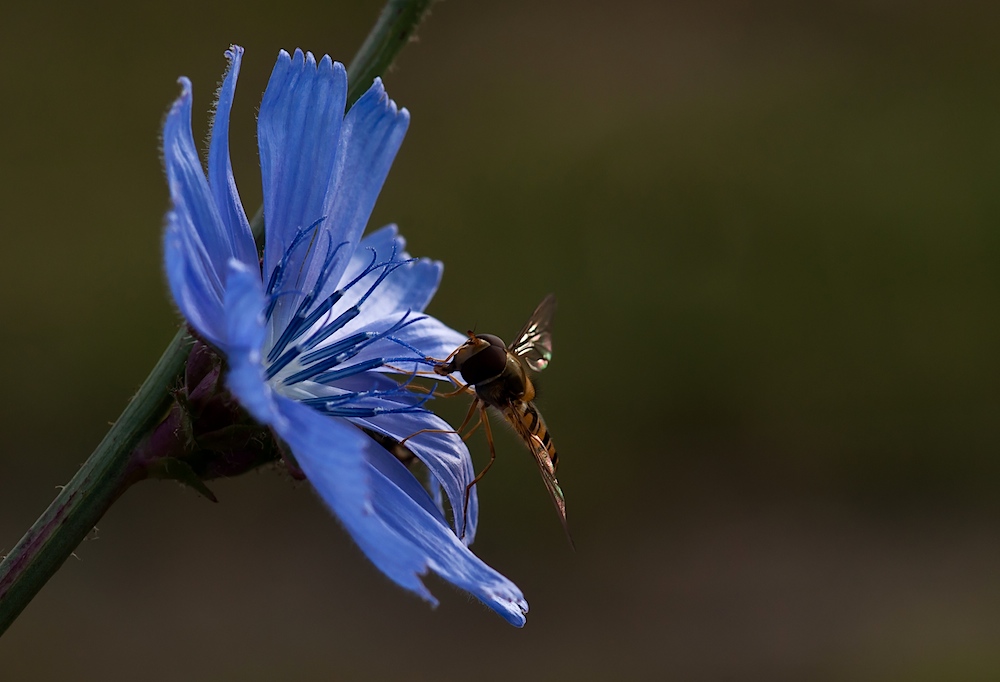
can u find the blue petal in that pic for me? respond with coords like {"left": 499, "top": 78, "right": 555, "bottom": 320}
{"left": 207, "top": 45, "right": 257, "bottom": 270}
{"left": 317, "top": 370, "right": 401, "bottom": 395}
{"left": 292, "top": 254, "right": 451, "bottom": 363}
{"left": 222, "top": 260, "right": 283, "bottom": 427}
{"left": 258, "top": 49, "right": 348, "bottom": 327}
{"left": 364, "top": 444, "right": 528, "bottom": 626}
{"left": 275, "top": 396, "right": 526, "bottom": 625}
{"left": 163, "top": 76, "right": 232, "bottom": 346}
{"left": 345, "top": 256, "right": 442, "bottom": 322}
{"left": 334, "top": 226, "right": 444, "bottom": 324}
{"left": 364, "top": 430, "right": 445, "bottom": 521}
{"left": 348, "top": 409, "right": 481, "bottom": 543}
{"left": 431, "top": 477, "right": 446, "bottom": 519}
{"left": 311, "top": 78, "right": 410, "bottom": 303}
{"left": 164, "top": 215, "right": 225, "bottom": 348}
{"left": 342, "top": 224, "right": 404, "bottom": 283}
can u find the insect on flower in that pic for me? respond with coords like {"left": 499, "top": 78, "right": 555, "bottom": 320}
{"left": 161, "top": 45, "right": 528, "bottom": 626}
{"left": 411, "top": 294, "right": 571, "bottom": 545}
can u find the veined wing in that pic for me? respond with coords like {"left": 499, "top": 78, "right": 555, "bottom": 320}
{"left": 509, "top": 293, "right": 556, "bottom": 372}
{"left": 504, "top": 403, "right": 573, "bottom": 547}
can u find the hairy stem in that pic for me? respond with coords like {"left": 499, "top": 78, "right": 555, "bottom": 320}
{"left": 0, "top": 0, "right": 435, "bottom": 636}
{"left": 346, "top": 0, "right": 433, "bottom": 104}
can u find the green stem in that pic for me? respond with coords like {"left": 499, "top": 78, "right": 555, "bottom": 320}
{"left": 0, "top": 0, "right": 435, "bottom": 636}
{"left": 346, "top": 0, "right": 433, "bottom": 104}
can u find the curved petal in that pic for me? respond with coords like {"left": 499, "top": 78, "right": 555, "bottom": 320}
{"left": 353, "top": 257, "right": 442, "bottom": 320}
{"left": 259, "top": 49, "right": 348, "bottom": 328}
{"left": 222, "top": 260, "right": 283, "bottom": 427}
{"left": 276, "top": 395, "right": 526, "bottom": 625}
{"left": 290, "top": 243, "right": 449, "bottom": 363}
{"left": 334, "top": 226, "right": 444, "bottom": 323}
{"left": 207, "top": 45, "right": 257, "bottom": 269}
{"left": 164, "top": 215, "right": 225, "bottom": 348}
{"left": 348, "top": 409, "right": 480, "bottom": 543}
{"left": 363, "top": 429, "right": 443, "bottom": 522}
{"left": 312, "top": 78, "right": 410, "bottom": 301}
{"left": 364, "top": 444, "right": 528, "bottom": 626}
{"left": 163, "top": 76, "right": 230, "bottom": 346}
{"left": 342, "top": 224, "right": 403, "bottom": 283}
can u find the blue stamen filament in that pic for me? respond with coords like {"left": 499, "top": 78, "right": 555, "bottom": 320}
{"left": 265, "top": 233, "right": 414, "bottom": 367}
{"left": 278, "top": 312, "right": 427, "bottom": 385}
{"left": 300, "top": 381, "right": 438, "bottom": 418}
{"left": 266, "top": 220, "right": 326, "bottom": 296}
{"left": 256, "top": 233, "right": 435, "bottom": 420}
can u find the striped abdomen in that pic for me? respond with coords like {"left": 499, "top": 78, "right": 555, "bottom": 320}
{"left": 516, "top": 402, "right": 559, "bottom": 473}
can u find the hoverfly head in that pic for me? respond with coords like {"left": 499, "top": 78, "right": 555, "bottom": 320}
{"left": 449, "top": 334, "right": 508, "bottom": 385}
{"left": 434, "top": 335, "right": 490, "bottom": 376}
{"left": 475, "top": 333, "right": 506, "bottom": 349}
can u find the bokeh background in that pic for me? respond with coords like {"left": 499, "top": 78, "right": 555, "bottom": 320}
{"left": 2, "top": 1, "right": 1000, "bottom": 679}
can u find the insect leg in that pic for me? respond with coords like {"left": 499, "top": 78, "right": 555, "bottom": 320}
{"left": 439, "top": 375, "right": 474, "bottom": 398}
{"left": 398, "top": 398, "right": 481, "bottom": 447}
{"left": 461, "top": 418, "right": 483, "bottom": 441}
{"left": 381, "top": 364, "right": 474, "bottom": 396}
{"left": 453, "top": 397, "right": 482, "bottom": 435}
{"left": 396, "top": 427, "right": 456, "bottom": 445}
{"left": 426, "top": 342, "right": 464, "bottom": 367}
{"left": 461, "top": 404, "right": 497, "bottom": 539}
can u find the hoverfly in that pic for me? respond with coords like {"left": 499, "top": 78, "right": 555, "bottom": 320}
{"left": 430, "top": 294, "right": 571, "bottom": 545}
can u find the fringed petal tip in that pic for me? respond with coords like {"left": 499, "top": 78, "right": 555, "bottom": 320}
{"left": 284, "top": 47, "right": 346, "bottom": 78}
{"left": 174, "top": 76, "right": 192, "bottom": 99}
{"left": 164, "top": 78, "right": 193, "bottom": 134}
{"left": 318, "top": 53, "right": 340, "bottom": 76}
{"left": 415, "top": 572, "right": 528, "bottom": 628}
{"left": 208, "top": 43, "right": 257, "bottom": 270}
{"left": 287, "top": 48, "right": 345, "bottom": 81}
{"left": 490, "top": 592, "right": 529, "bottom": 628}
{"left": 414, "top": 571, "right": 527, "bottom": 628}
{"left": 354, "top": 76, "right": 411, "bottom": 127}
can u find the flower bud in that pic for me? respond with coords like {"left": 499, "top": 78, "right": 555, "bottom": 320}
{"left": 133, "top": 340, "right": 280, "bottom": 496}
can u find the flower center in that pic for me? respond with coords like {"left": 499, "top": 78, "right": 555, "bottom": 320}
{"left": 257, "top": 222, "right": 436, "bottom": 418}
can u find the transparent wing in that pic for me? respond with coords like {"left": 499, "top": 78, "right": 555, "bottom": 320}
{"left": 504, "top": 404, "right": 573, "bottom": 547}
{"left": 509, "top": 293, "right": 557, "bottom": 372}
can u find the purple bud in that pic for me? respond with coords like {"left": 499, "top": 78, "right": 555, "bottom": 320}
{"left": 184, "top": 339, "right": 218, "bottom": 393}
{"left": 130, "top": 340, "right": 280, "bottom": 491}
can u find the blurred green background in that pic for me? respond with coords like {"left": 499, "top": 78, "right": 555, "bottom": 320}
{"left": 2, "top": 1, "right": 1000, "bottom": 679}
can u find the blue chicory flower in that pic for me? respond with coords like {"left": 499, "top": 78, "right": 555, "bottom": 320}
{"left": 161, "top": 45, "right": 527, "bottom": 626}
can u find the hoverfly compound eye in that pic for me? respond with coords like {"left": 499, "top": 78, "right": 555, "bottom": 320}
{"left": 476, "top": 333, "right": 506, "bottom": 348}
{"left": 459, "top": 343, "right": 507, "bottom": 385}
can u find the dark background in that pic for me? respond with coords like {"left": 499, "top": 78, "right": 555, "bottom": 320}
{"left": 2, "top": 1, "right": 1000, "bottom": 679}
